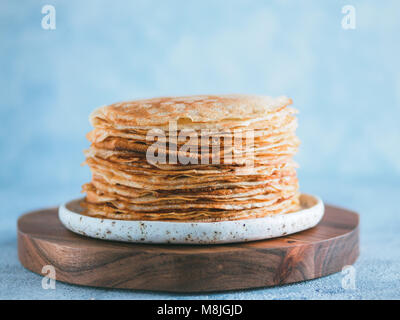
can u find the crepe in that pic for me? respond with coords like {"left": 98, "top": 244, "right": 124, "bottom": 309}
{"left": 89, "top": 95, "right": 293, "bottom": 128}
{"left": 81, "top": 95, "right": 301, "bottom": 221}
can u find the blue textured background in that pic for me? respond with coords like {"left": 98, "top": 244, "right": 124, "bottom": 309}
{"left": 1, "top": 0, "right": 399, "bottom": 299}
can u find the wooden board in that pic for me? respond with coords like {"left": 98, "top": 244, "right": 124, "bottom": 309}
{"left": 18, "top": 205, "right": 359, "bottom": 292}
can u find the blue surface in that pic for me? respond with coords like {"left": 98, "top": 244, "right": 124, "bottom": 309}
{"left": 0, "top": 0, "right": 399, "bottom": 299}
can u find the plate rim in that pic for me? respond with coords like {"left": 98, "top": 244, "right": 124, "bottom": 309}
{"left": 58, "top": 193, "right": 324, "bottom": 244}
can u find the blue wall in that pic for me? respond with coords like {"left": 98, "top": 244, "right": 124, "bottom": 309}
{"left": 1, "top": 0, "right": 399, "bottom": 201}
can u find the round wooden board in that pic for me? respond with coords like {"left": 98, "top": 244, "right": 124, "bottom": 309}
{"left": 18, "top": 205, "right": 359, "bottom": 292}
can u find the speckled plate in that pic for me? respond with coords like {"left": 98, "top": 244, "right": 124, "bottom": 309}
{"left": 59, "top": 194, "right": 323, "bottom": 244}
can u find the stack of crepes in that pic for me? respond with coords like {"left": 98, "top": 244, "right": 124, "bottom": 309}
{"left": 81, "top": 95, "right": 301, "bottom": 221}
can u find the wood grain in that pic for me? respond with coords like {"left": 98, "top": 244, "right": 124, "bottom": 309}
{"left": 18, "top": 205, "right": 359, "bottom": 292}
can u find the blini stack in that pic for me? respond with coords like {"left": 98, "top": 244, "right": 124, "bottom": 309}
{"left": 82, "top": 95, "right": 300, "bottom": 221}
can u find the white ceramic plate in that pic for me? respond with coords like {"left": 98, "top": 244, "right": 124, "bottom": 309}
{"left": 59, "top": 194, "right": 324, "bottom": 244}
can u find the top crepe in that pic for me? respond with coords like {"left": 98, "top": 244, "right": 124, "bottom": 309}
{"left": 90, "top": 94, "right": 293, "bottom": 129}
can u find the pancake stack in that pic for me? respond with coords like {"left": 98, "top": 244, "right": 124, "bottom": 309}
{"left": 81, "top": 95, "right": 301, "bottom": 221}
